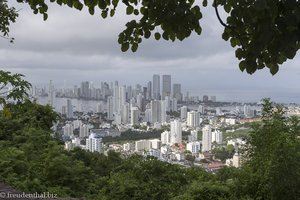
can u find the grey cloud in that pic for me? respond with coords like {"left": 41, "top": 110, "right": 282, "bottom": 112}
{"left": 1, "top": 1, "right": 300, "bottom": 103}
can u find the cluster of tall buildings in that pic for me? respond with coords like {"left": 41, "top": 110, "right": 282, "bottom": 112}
{"left": 104, "top": 74, "right": 182, "bottom": 126}
{"left": 161, "top": 120, "right": 182, "bottom": 145}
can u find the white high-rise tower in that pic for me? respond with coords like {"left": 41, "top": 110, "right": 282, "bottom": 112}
{"left": 170, "top": 119, "right": 182, "bottom": 144}
{"left": 202, "top": 125, "right": 212, "bottom": 152}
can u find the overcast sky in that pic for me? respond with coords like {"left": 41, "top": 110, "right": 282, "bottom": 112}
{"left": 1, "top": 2, "right": 300, "bottom": 103}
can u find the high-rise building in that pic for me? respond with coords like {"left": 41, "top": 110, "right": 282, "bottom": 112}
{"left": 131, "top": 107, "right": 139, "bottom": 125}
{"left": 170, "top": 98, "right": 177, "bottom": 112}
{"left": 161, "top": 100, "right": 167, "bottom": 123}
{"left": 137, "top": 93, "right": 143, "bottom": 111}
{"left": 63, "top": 123, "right": 74, "bottom": 136}
{"left": 244, "top": 105, "right": 252, "bottom": 117}
{"left": 119, "top": 85, "right": 126, "bottom": 109}
{"left": 127, "top": 86, "right": 132, "bottom": 100}
{"left": 79, "top": 124, "right": 89, "bottom": 138}
{"left": 173, "top": 83, "right": 182, "bottom": 101}
{"left": 150, "top": 100, "right": 161, "bottom": 123}
{"left": 66, "top": 99, "right": 73, "bottom": 119}
{"left": 122, "top": 103, "right": 130, "bottom": 124}
{"left": 170, "top": 120, "right": 182, "bottom": 145}
{"left": 164, "top": 96, "right": 171, "bottom": 112}
{"left": 72, "top": 119, "right": 82, "bottom": 129}
{"left": 187, "top": 111, "right": 200, "bottom": 128}
{"left": 212, "top": 130, "right": 223, "bottom": 144}
{"left": 144, "top": 108, "right": 151, "bottom": 123}
{"left": 161, "top": 131, "right": 170, "bottom": 145}
{"left": 162, "top": 75, "right": 171, "bottom": 100}
{"left": 113, "top": 85, "right": 126, "bottom": 114}
{"left": 86, "top": 133, "right": 103, "bottom": 153}
{"left": 202, "top": 125, "right": 212, "bottom": 152}
{"left": 107, "top": 96, "right": 114, "bottom": 120}
{"left": 203, "top": 95, "right": 209, "bottom": 102}
{"left": 198, "top": 105, "right": 205, "bottom": 114}
{"left": 180, "top": 106, "right": 188, "bottom": 120}
{"left": 113, "top": 86, "right": 119, "bottom": 113}
{"left": 147, "top": 81, "right": 152, "bottom": 100}
{"left": 152, "top": 74, "right": 160, "bottom": 100}
{"left": 80, "top": 81, "right": 90, "bottom": 99}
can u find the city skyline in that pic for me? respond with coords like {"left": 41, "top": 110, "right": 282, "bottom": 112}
{"left": 35, "top": 76, "right": 300, "bottom": 104}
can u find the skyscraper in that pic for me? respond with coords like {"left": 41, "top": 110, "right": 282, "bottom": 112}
{"left": 122, "top": 103, "right": 130, "bottom": 124}
{"left": 147, "top": 81, "right": 152, "bottom": 100}
{"left": 202, "top": 125, "right": 212, "bottom": 152}
{"left": 170, "top": 119, "right": 182, "bottom": 145}
{"left": 162, "top": 75, "right": 171, "bottom": 100}
{"left": 131, "top": 107, "right": 139, "bottom": 125}
{"left": 107, "top": 96, "right": 114, "bottom": 120}
{"left": 161, "top": 100, "right": 167, "bottom": 123}
{"left": 212, "top": 130, "right": 223, "bottom": 144}
{"left": 150, "top": 100, "right": 161, "bottom": 123}
{"left": 127, "top": 86, "right": 132, "bottom": 100}
{"left": 152, "top": 74, "right": 160, "bottom": 100}
{"left": 66, "top": 99, "right": 73, "bottom": 119}
{"left": 113, "top": 85, "right": 126, "bottom": 114}
{"left": 119, "top": 85, "right": 126, "bottom": 112}
{"left": 170, "top": 98, "right": 178, "bottom": 112}
{"left": 173, "top": 83, "right": 182, "bottom": 101}
{"left": 137, "top": 93, "right": 143, "bottom": 111}
{"left": 113, "top": 86, "right": 119, "bottom": 113}
{"left": 198, "top": 105, "right": 205, "bottom": 114}
{"left": 80, "top": 81, "right": 90, "bottom": 99}
{"left": 79, "top": 124, "right": 89, "bottom": 138}
{"left": 187, "top": 111, "right": 200, "bottom": 128}
{"left": 180, "top": 106, "right": 188, "bottom": 120}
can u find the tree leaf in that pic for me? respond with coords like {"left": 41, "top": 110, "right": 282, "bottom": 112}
{"left": 131, "top": 43, "right": 138, "bottom": 52}
{"left": 121, "top": 42, "right": 129, "bottom": 52}
{"left": 154, "top": 32, "right": 161, "bottom": 40}
{"left": 270, "top": 64, "right": 279, "bottom": 75}
{"left": 126, "top": 6, "right": 134, "bottom": 15}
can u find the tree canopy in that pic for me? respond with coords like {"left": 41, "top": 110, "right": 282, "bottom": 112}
{"left": 1, "top": 0, "right": 300, "bottom": 74}
{"left": 0, "top": 70, "right": 31, "bottom": 106}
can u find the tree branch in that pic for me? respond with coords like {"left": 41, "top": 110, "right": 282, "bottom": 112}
{"left": 213, "top": 0, "right": 231, "bottom": 28}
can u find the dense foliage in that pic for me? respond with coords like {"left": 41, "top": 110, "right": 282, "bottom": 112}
{"left": 2, "top": 1, "right": 300, "bottom": 74}
{"left": 0, "top": 70, "right": 31, "bottom": 106}
{"left": 103, "top": 129, "right": 162, "bottom": 143}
